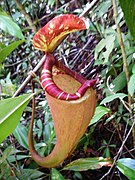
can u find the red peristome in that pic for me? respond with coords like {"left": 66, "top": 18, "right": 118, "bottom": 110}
{"left": 33, "top": 14, "right": 89, "bottom": 52}
{"left": 40, "top": 53, "right": 96, "bottom": 101}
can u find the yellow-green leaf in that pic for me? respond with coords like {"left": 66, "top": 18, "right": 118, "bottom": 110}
{"left": 0, "top": 94, "right": 33, "bottom": 143}
{"left": 63, "top": 157, "right": 113, "bottom": 171}
{"left": 0, "top": 39, "right": 25, "bottom": 64}
{"left": 0, "top": 11, "right": 24, "bottom": 39}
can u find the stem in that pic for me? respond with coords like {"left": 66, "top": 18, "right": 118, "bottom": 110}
{"left": 13, "top": 55, "right": 46, "bottom": 97}
{"left": 0, "top": 149, "right": 19, "bottom": 179}
{"left": 79, "top": 0, "right": 99, "bottom": 17}
{"left": 100, "top": 115, "right": 135, "bottom": 180}
{"left": 5, "top": 0, "right": 12, "bottom": 18}
{"left": 113, "top": 0, "right": 130, "bottom": 82}
{"left": 14, "top": 0, "right": 37, "bottom": 33}
{"left": 112, "top": 0, "right": 134, "bottom": 146}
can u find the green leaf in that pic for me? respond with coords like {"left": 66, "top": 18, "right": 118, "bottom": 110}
{"left": 90, "top": 106, "right": 110, "bottom": 126}
{"left": 119, "top": 0, "right": 135, "bottom": 39}
{"left": 8, "top": 155, "right": 30, "bottom": 163}
{"left": 0, "top": 11, "right": 24, "bottom": 39}
{"left": 100, "top": 93, "right": 127, "bottom": 105}
{"left": 0, "top": 93, "right": 33, "bottom": 143}
{"left": 63, "top": 157, "right": 113, "bottom": 171}
{"left": 0, "top": 39, "right": 25, "bottom": 64}
{"left": 0, "top": 161, "right": 12, "bottom": 179}
{"left": 0, "top": 146, "right": 14, "bottom": 164}
{"left": 128, "top": 74, "right": 135, "bottom": 96}
{"left": 51, "top": 168, "right": 65, "bottom": 180}
{"left": 16, "top": 169, "right": 44, "bottom": 179}
{"left": 0, "top": 73, "right": 16, "bottom": 96}
{"left": 112, "top": 71, "right": 126, "bottom": 92}
{"left": 132, "top": 64, "right": 135, "bottom": 74}
{"left": 103, "top": 35, "right": 115, "bottom": 63}
{"left": 48, "top": 0, "right": 55, "bottom": 8}
{"left": 103, "top": 147, "right": 110, "bottom": 158}
{"left": 116, "top": 158, "right": 135, "bottom": 180}
{"left": 96, "top": 0, "right": 112, "bottom": 18}
{"left": 13, "top": 123, "right": 29, "bottom": 149}
{"left": 94, "top": 35, "right": 115, "bottom": 62}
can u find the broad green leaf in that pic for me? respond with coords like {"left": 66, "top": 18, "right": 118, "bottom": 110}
{"left": 132, "top": 64, "right": 135, "bottom": 74}
{"left": 112, "top": 71, "right": 126, "bottom": 92}
{"left": 94, "top": 35, "right": 115, "bottom": 62}
{"left": 16, "top": 169, "right": 44, "bottom": 179}
{"left": 8, "top": 155, "right": 30, "bottom": 163}
{"left": 96, "top": 0, "right": 112, "bottom": 18}
{"left": 43, "top": 121, "right": 54, "bottom": 142}
{"left": 0, "top": 73, "right": 16, "bottom": 96}
{"left": 103, "top": 147, "right": 110, "bottom": 158}
{"left": 0, "top": 11, "right": 24, "bottom": 39}
{"left": 90, "top": 106, "right": 110, "bottom": 126}
{"left": 128, "top": 74, "right": 135, "bottom": 96}
{"left": 100, "top": 93, "right": 127, "bottom": 105}
{"left": 48, "top": 0, "right": 55, "bottom": 8}
{"left": 0, "top": 146, "right": 14, "bottom": 164}
{"left": 0, "top": 39, "right": 25, "bottom": 64}
{"left": 117, "top": 158, "right": 135, "bottom": 180}
{"left": 0, "top": 93, "right": 33, "bottom": 143}
{"left": 119, "top": 0, "right": 135, "bottom": 39}
{"left": 63, "top": 157, "right": 112, "bottom": 171}
{"left": 51, "top": 168, "right": 65, "bottom": 180}
{"left": 13, "top": 123, "right": 29, "bottom": 149}
{"left": 94, "top": 38, "right": 106, "bottom": 60}
{"left": 0, "top": 161, "right": 12, "bottom": 179}
{"left": 103, "top": 35, "right": 115, "bottom": 62}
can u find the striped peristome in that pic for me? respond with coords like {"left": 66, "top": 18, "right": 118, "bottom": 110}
{"left": 41, "top": 53, "right": 96, "bottom": 101}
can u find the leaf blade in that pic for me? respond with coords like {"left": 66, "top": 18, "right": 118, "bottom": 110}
{"left": 63, "top": 157, "right": 112, "bottom": 171}
{"left": 13, "top": 123, "right": 29, "bottom": 150}
{"left": 0, "top": 94, "right": 33, "bottom": 143}
{"left": 119, "top": 0, "right": 135, "bottom": 39}
{"left": 51, "top": 168, "right": 65, "bottom": 180}
{"left": 116, "top": 158, "right": 135, "bottom": 180}
{"left": 0, "top": 11, "right": 24, "bottom": 39}
{"left": 128, "top": 74, "right": 135, "bottom": 96}
{"left": 100, "top": 93, "right": 127, "bottom": 105}
{"left": 90, "top": 106, "right": 110, "bottom": 126}
{"left": 0, "top": 40, "right": 25, "bottom": 64}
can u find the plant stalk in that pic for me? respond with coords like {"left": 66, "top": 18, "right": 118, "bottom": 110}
{"left": 15, "top": 0, "right": 37, "bottom": 33}
{"left": 112, "top": 0, "right": 134, "bottom": 146}
{"left": 13, "top": 55, "right": 46, "bottom": 97}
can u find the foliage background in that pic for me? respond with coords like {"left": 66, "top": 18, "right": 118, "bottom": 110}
{"left": 0, "top": 0, "right": 135, "bottom": 179}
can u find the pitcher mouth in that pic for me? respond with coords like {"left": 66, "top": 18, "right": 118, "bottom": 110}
{"left": 40, "top": 53, "right": 96, "bottom": 101}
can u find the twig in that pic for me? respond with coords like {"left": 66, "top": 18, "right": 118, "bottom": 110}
{"left": 5, "top": 0, "right": 12, "bottom": 18}
{"left": 112, "top": 0, "right": 134, "bottom": 146}
{"left": 9, "top": 135, "right": 22, "bottom": 174}
{"left": 112, "top": 1, "right": 130, "bottom": 80}
{"left": 112, "top": 0, "right": 131, "bottom": 103}
{"left": 38, "top": 0, "right": 75, "bottom": 21}
{"left": 15, "top": 0, "right": 37, "bottom": 33}
{"left": 13, "top": 55, "right": 46, "bottom": 97}
{"left": 0, "top": 149, "right": 19, "bottom": 179}
{"left": 80, "top": 0, "right": 99, "bottom": 17}
{"left": 100, "top": 115, "right": 135, "bottom": 180}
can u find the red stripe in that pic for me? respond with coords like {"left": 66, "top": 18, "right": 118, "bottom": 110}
{"left": 40, "top": 53, "right": 96, "bottom": 101}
